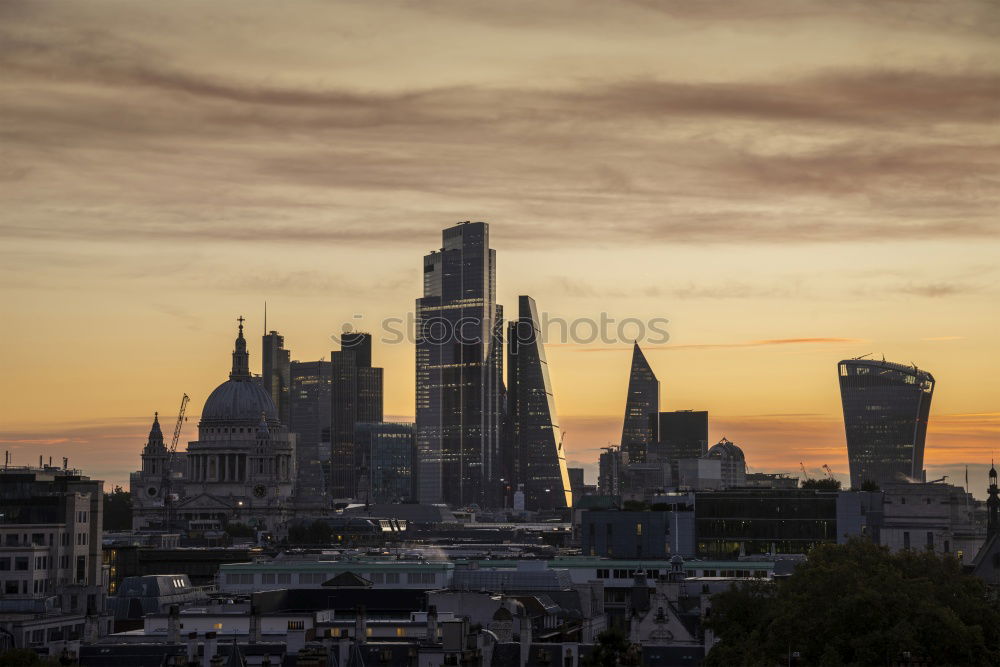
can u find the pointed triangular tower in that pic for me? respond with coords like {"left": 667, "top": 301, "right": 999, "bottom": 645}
{"left": 621, "top": 341, "right": 660, "bottom": 463}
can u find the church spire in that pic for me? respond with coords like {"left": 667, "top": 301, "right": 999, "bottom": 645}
{"left": 230, "top": 316, "right": 251, "bottom": 380}
{"left": 144, "top": 412, "right": 165, "bottom": 452}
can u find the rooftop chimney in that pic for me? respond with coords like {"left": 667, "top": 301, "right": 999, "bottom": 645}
{"left": 426, "top": 605, "right": 438, "bottom": 644}
{"left": 355, "top": 604, "right": 367, "bottom": 645}
{"left": 202, "top": 631, "right": 217, "bottom": 667}
{"left": 167, "top": 605, "right": 180, "bottom": 643}
{"left": 186, "top": 632, "right": 198, "bottom": 664}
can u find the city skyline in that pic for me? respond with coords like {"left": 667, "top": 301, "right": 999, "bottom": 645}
{"left": 2, "top": 1, "right": 999, "bottom": 493}
{"left": 3, "top": 225, "right": 998, "bottom": 493}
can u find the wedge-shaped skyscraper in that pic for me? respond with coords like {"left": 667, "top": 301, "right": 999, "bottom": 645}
{"left": 838, "top": 358, "right": 935, "bottom": 488}
{"left": 620, "top": 342, "right": 660, "bottom": 462}
{"left": 506, "top": 295, "right": 572, "bottom": 510}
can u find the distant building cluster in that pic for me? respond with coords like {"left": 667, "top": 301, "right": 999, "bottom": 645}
{"left": 7, "top": 220, "right": 996, "bottom": 666}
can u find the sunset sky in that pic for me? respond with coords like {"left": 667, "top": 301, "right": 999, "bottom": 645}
{"left": 2, "top": 0, "right": 998, "bottom": 493}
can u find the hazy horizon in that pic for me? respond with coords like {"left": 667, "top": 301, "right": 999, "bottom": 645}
{"left": 2, "top": 0, "right": 998, "bottom": 494}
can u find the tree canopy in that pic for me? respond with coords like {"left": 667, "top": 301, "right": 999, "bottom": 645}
{"left": 102, "top": 485, "right": 132, "bottom": 531}
{"left": 800, "top": 478, "right": 842, "bottom": 491}
{"left": 705, "top": 539, "right": 1000, "bottom": 666}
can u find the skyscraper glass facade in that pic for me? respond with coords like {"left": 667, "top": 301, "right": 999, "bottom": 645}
{"left": 330, "top": 334, "right": 384, "bottom": 499}
{"left": 838, "top": 358, "right": 935, "bottom": 489}
{"left": 261, "top": 331, "right": 291, "bottom": 426}
{"left": 354, "top": 422, "right": 416, "bottom": 504}
{"left": 415, "top": 222, "right": 503, "bottom": 508}
{"left": 506, "top": 295, "right": 571, "bottom": 511}
{"left": 620, "top": 342, "right": 660, "bottom": 463}
{"left": 289, "top": 360, "right": 332, "bottom": 502}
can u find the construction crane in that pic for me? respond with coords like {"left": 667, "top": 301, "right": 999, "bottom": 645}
{"left": 168, "top": 394, "right": 190, "bottom": 456}
{"left": 163, "top": 393, "right": 189, "bottom": 532}
{"left": 799, "top": 462, "right": 812, "bottom": 481}
{"left": 822, "top": 464, "right": 835, "bottom": 480}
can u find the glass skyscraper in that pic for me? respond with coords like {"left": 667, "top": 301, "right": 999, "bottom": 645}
{"left": 649, "top": 409, "right": 709, "bottom": 483}
{"left": 330, "top": 333, "right": 384, "bottom": 499}
{"left": 261, "top": 330, "right": 291, "bottom": 426}
{"left": 838, "top": 358, "right": 935, "bottom": 489}
{"left": 354, "top": 422, "right": 416, "bottom": 504}
{"left": 506, "top": 295, "right": 572, "bottom": 511}
{"left": 416, "top": 222, "right": 503, "bottom": 508}
{"left": 289, "top": 360, "right": 332, "bottom": 503}
{"left": 621, "top": 342, "right": 660, "bottom": 463}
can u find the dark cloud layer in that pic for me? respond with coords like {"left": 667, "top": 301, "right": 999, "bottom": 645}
{"left": 1, "top": 7, "right": 998, "bottom": 249}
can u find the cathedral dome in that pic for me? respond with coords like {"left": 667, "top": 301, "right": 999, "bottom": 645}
{"left": 202, "top": 379, "right": 277, "bottom": 423}
{"left": 199, "top": 317, "right": 278, "bottom": 424}
{"left": 706, "top": 437, "right": 744, "bottom": 461}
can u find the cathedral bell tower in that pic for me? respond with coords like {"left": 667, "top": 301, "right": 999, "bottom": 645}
{"left": 139, "top": 413, "right": 169, "bottom": 493}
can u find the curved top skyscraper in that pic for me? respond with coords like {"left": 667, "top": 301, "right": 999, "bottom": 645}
{"left": 838, "top": 358, "right": 935, "bottom": 489}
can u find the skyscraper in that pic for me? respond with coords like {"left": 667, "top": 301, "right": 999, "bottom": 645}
{"left": 416, "top": 221, "right": 503, "bottom": 507}
{"left": 649, "top": 410, "right": 709, "bottom": 482}
{"left": 506, "top": 295, "right": 572, "bottom": 511}
{"left": 838, "top": 358, "right": 935, "bottom": 489}
{"left": 330, "top": 333, "right": 384, "bottom": 499}
{"left": 354, "top": 422, "right": 416, "bottom": 504}
{"left": 620, "top": 342, "right": 660, "bottom": 463}
{"left": 289, "top": 360, "right": 332, "bottom": 503}
{"left": 261, "top": 330, "right": 291, "bottom": 426}
{"left": 598, "top": 446, "right": 625, "bottom": 497}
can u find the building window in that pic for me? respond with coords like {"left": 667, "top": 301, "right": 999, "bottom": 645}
{"left": 926, "top": 532, "right": 934, "bottom": 549}
{"left": 636, "top": 523, "right": 643, "bottom": 536}
{"left": 903, "top": 532, "right": 910, "bottom": 549}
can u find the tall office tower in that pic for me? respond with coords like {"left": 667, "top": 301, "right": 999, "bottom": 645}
{"left": 506, "top": 295, "right": 572, "bottom": 511}
{"left": 598, "top": 447, "right": 625, "bottom": 497}
{"left": 289, "top": 360, "right": 333, "bottom": 504}
{"left": 261, "top": 330, "right": 291, "bottom": 426}
{"left": 838, "top": 358, "right": 935, "bottom": 489}
{"left": 567, "top": 467, "right": 585, "bottom": 506}
{"left": 415, "top": 222, "right": 503, "bottom": 508}
{"left": 354, "top": 422, "right": 417, "bottom": 504}
{"left": 649, "top": 410, "right": 709, "bottom": 481}
{"left": 330, "top": 333, "right": 384, "bottom": 498}
{"left": 620, "top": 342, "right": 660, "bottom": 463}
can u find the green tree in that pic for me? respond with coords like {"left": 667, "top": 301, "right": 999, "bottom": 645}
{"left": 704, "top": 539, "right": 1000, "bottom": 666}
{"left": 102, "top": 485, "right": 133, "bottom": 530}
{"left": 800, "top": 478, "right": 841, "bottom": 490}
{"left": 224, "top": 522, "right": 255, "bottom": 538}
{"left": 583, "top": 628, "right": 640, "bottom": 667}
{"left": 0, "top": 648, "right": 59, "bottom": 666}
